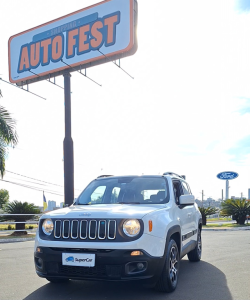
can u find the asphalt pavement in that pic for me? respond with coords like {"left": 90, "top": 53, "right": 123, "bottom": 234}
{"left": 0, "top": 231, "right": 249, "bottom": 300}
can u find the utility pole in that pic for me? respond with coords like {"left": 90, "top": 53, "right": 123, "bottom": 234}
{"left": 222, "top": 189, "right": 223, "bottom": 201}
{"left": 202, "top": 190, "right": 204, "bottom": 207}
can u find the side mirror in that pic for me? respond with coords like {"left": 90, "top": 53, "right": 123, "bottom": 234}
{"left": 179, "top": 194, "right": 195, "bottom": 205}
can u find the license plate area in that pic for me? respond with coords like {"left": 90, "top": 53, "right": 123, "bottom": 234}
{"left": 62, "top": 253, "right": 95, "bottom": 267}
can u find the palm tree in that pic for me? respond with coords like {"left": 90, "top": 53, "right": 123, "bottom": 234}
{"left": 0, "top": 92, "right": 18, "bottom": 177}
{"left": 198, "top": 207, "right": 218, "bottom": 225}
{"left": 3, "top": 200, "right": 40, "bottom": 235}
{"left": 221, "top": 199, "right": 250, "bottom": 225}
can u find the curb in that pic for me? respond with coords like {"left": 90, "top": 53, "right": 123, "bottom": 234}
{"left": 0, "top": 237, "right": 35, "bottom": 244}
{"left": 202, "top": 227, "right": 250, "bottom": 231}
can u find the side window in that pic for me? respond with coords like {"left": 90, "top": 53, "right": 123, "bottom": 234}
{"left": 181, "top": 181, "right": 190, "bottom": 195}
{"left": 111, "top": 187, "right": 121, "bottom": 203}
{"left": 172, "top": 180, "right": 183, "bottom": 204}
{"left": 90, "top": 186, "right": 106, "bottom": 204}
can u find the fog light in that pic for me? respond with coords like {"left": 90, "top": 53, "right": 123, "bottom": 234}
{"left": 137, "top": 262, "right": 144, "bottom": 270}
{"left": 36, "top": 257, "right": 43, "bottom": 268}
{"left": 131, "top": 251, "right": 143, "bottom": 256}
{"left": 36, "top": 247, "right": 42, "bottom": 253}
{"left": 125, "top": 261, "right": 148, "bottom": 274}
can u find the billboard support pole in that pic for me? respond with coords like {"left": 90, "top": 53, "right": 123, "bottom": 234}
{"left": 63, "top": 72, "right": 74, "bottom": 206}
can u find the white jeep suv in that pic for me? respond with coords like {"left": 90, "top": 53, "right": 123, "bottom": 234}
{"left": 34, "top": 172, "right": 202, "bottom": 292}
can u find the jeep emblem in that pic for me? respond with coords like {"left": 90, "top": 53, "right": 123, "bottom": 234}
{"left": 79, "top": 213, "right": 91, "bottom": 217}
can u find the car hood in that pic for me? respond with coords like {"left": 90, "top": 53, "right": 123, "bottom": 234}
{"left": 42, "top": 204, "right": 165, "bottom": 219}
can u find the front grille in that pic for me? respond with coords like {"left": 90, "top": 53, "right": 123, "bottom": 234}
{"left": 59, "top": 264, "right": 107, "bottom": 277}
{"left": 57, "top": 263, "right": 122, "bottom": 278}
{"left": 54, "top": 219, "right": 117, "bottom": 241}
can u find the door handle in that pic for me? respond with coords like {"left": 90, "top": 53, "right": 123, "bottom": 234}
{"left": 187, "top": 213, "right": 192, "bottom": 217}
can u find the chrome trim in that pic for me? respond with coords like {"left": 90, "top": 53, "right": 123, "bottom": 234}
{"left": 54, "top": 220, "right": 61, "bottom": 238}
{"left": 89, "top": 220, "right": 97, "bottom": 239}
{"left": 107, "top": 220, "right": 116, "bottom": 240}
{"left": 98, "top": 220, "right": 106, "bottom": 240}
{"left": 71, "top": 220, "right": 79, "bottom": 239}
{"left": 62, "top": 220, "right": 70, "bottom": 239}
{"left": 79, "top": 220, "right": 88, "bottom": 239}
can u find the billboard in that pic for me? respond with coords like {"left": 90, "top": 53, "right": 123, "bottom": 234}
{"left": 8, "top": 0, "right": 137, "bottom": 85}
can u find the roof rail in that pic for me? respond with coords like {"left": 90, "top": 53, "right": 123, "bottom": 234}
{"left": 163, "top": 172, "right": 185, "bottom": 180}
{"left": 97, "top": 175, "right": 114, "bottom": 178}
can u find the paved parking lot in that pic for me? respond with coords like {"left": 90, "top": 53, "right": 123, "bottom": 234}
{"left": 0, "top": 231, "right": 249, "bottom": 300}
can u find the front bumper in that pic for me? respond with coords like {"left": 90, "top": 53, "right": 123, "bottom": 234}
{"left": 34, "top": 247, "right": 165, "bottom": 283}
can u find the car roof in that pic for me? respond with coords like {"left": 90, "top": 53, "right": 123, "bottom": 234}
{"left": 96, "top": 174, "right": 186, "bottom": 181}
{"left": 96, "top": 175, "right": 165, "bottom": 181}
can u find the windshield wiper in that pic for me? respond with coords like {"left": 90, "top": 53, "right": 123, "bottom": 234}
{"left": 117, "top": 202, "right": 141, "bottom": 204}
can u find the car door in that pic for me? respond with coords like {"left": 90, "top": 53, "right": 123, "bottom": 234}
{"left": 180, "top": 180, "right": 197, "bottom": 243}
{"left": 172, "top": 180, "right": 193, "bottom": 248}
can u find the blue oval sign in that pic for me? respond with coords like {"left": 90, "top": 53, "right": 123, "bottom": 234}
{"left": 217, "top": 171, "right": 239, "bottom": 180}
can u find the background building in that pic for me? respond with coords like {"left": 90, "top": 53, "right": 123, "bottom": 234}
{"left": 48, "top": 200, "right": 56, "bottom": 211}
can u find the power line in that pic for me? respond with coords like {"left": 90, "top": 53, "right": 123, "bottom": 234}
{"left": 1, "top": 179, "right": 64, "bottom": 196}
{"left": 6, "top": 170, "right": 63, "bottom": 187}
{"left": 6, "top": 176, "right": 47, "bottom": 186}
{"left": 5, "top": 170, "right": 82, "bottom": 191}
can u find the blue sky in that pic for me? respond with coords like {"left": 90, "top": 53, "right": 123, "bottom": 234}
{"left": 237, "top": 0, "right": 250, "bottom": 11}
{"left": 228, "top": 135, "right": 250, "bottom": 163}
{"left": 1, "top": 0, "right": 250, "bottom": 205}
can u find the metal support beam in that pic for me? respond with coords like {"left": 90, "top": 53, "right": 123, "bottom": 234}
{"left": 63, "top": 72, "right": 74, "bottom": 206}
{"left": 225, "top": 180, "right": 229, "bottom": 200}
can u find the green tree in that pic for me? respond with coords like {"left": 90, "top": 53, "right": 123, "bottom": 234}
{"left": 0, "top": 91, "right": 18, "bottom": 177}
{"left": 2, "top": 200, "right": 40, "bottom": 235}
{"left": 221, "top": 199, "right": 250, "bottom": 225}
{"left": 0, "top": 189, "right": 9, "bottom": 209}
{"left": 198, "top": 206, "right": 217, "bottom": 225}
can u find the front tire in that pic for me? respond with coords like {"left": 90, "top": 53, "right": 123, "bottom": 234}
{"left": 188, "top": 228, "right": 202, "bottom": 262}
{"left": 155, "top": 239, "right": 180, "bottom": 293}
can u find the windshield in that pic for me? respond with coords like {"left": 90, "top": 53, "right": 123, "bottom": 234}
{"left": 77, "top": 177, "right": 169, "bottom": 205}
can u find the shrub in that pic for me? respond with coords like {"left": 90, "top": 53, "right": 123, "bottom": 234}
{"left": 198, "top": 207, "right": 218, "bottom": 225}
{"left": 221, "top": 199, "right": 250, "bottom": 225}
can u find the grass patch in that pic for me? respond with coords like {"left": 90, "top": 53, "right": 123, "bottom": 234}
{"left": 207, "top": 217, "right": 232, "bottom": 222}
{"left": 0, "top": 234, "right": 36, "bottom": 240}
{"left": 204, "top": 223, "right": 250, "bottom": 228}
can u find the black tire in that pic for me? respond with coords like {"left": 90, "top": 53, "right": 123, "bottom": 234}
{"left": 46, "top": 278, "right": 70, "bottom": 283}
{"left": 155, "top": 239, "right": 180, "bottom": 293}
{"left": 187, "top": 228, "right": 202, "bottom": 262}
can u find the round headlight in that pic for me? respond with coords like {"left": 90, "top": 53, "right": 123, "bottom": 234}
{"left": 42, "top": 219, "right": 54, "bottom": 235}
{"left": 123, "top": 219, "right": 140, "bottom": 237}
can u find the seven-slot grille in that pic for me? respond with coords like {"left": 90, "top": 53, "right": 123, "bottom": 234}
{"left": 53, "top": 220, "right": 116, "bottom": 240}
